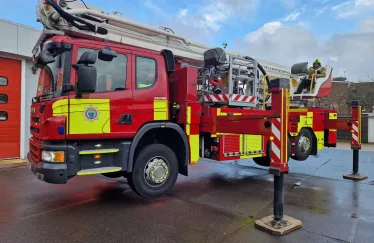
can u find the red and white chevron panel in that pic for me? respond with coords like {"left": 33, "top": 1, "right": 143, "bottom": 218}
{"left": 204, "top": 94, "right": 229, "bottom": 102}
{"left": 230, "top": 94, "right": 256, "bottom": 103}
{"left": 203, "top": 94, "right": 256, "bottom": 103}
{"left": 352, "top": 121, "right": 359, "bottom": 145}
{"left": 271, "top": 118, "right": 281, "bottom": 164}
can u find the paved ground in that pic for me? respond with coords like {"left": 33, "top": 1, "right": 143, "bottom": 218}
{"left": 236, "top": 146, "right": 374, "bottom": 180}
{"left": 1, "top": 148, "right": 374, "bottom": 243}
{"left": 334, "top": 141, "right": 374, "bottom": 152}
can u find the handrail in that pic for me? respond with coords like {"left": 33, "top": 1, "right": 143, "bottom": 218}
{"left": 309, "top": 74, "right": 316, "bottom": 94}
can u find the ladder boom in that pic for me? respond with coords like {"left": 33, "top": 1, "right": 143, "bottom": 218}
{"left": 37, "top": 0, "right": 291, "bottom": 78}
{"left": 38, "top": 0, "right": 326, "bottom": 108}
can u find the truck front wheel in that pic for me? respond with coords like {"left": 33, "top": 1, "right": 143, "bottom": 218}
{"left": 127, "top": 144, "right": 179, "bottom": 199}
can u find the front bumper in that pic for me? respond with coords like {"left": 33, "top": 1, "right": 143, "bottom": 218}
{"left": 27, "top": 153, "right": 68, "bottom": 184}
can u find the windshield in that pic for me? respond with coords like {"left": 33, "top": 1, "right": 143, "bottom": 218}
{"left": 36, "top": 52, "right": 68, "bottom": 98}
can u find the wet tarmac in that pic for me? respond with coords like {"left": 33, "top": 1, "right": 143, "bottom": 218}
{"left": 1, "top": 148, "right": 374, "bottom": 243}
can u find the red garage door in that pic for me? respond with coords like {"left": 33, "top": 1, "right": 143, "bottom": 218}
{"left": 0, "top": 57, "right": 21, "bottom": 159}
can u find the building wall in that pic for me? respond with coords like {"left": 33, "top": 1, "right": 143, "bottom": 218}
{"left": 322, "top": 80, "right": 374, "bottom": 143}
{"left": 0, "top": 19, "right": 41, "bottom": 159}
{"left": 322, "top": 80, "right": 374, "bottom": 114}
{"left": 0, "top": 19, "right": 41, "bottom": 57}
{"left": 319, "top": 81, "right": 351, "bottom": 113}
{"left": 368, "top": 114, "right": 374, "bottom": 143}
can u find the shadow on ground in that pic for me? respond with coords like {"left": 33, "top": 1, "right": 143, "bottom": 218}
{"left": 0, "top": 148, "right": 373, "bottom": 243}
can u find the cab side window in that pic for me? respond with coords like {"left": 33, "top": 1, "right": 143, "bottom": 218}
{"left": 136, "top": 56, "right": 157, "bottom": 89}
{"left": 77, "top": 48, "right": 128, "bottom": 92}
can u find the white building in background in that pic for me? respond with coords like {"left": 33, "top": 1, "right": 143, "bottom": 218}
{"left": 0, "top": 19, "right": 41, "bottom": 161}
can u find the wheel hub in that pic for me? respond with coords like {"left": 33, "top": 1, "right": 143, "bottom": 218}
{"left": 299, "top": 135, "right": 311, "bottom": 152}
{"left": 145, "top": 157, "right": 169, "bottom": 185}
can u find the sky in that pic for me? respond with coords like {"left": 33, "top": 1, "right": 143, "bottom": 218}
{"left": 0, "top": 0, "right": 373, "bottom": 80}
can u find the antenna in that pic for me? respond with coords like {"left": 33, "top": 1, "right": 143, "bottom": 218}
{"left": 222, "top": 41, "right": 228, "bottom": 50}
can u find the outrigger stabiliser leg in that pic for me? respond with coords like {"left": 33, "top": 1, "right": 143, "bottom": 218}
{"left": 343, "top": 101, "right": 368, "bottom": 181}
{"left": 255, "top": 78, "right": 302, "bottom": 236}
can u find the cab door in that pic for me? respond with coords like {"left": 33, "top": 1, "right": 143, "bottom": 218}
{"left": 65, "top": 45, "right": 133, "bottom": 139}
{"left": 131, "top": 51, "right": 169, "bottom": 131}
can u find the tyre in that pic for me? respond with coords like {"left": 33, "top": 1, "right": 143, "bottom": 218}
{"left": 292, "top": 129, "right": 313, "bottom": 161}
{"left": 253, "top": 138, "right": 291, "bottom": 167}
{"left": 127, "top": 144, "right": 179, "bottom": 199}
{"left": 102, "top": 172, "right": 124, "bottom": 178}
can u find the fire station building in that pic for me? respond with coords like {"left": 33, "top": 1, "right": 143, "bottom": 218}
{"left": 0, "top": 19, "right": 41, "bottom": 161}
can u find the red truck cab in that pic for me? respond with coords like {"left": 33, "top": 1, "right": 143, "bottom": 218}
{"left": 29, "top": 34, "right": 190, "bottom": 199}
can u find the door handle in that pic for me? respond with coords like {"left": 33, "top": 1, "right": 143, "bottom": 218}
{"left": 118, "top": 114, "right": 132, "bottom": 125}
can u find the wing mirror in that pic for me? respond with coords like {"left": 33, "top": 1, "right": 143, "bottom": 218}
{"left": 38, "top": 49, "right": 55, "bottom": 65}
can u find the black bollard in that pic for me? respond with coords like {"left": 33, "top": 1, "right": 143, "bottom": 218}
{"left": 353, "top": 149, "right": 359, "bottom": 175}
{"left": 255, "top": 170, "right": 302, "bottom": 235}
{"left": 274, "top": 173, "right": 284, "bottom": 221}
{"left": 343, "top": 148, "right": 367, "bottom": 181}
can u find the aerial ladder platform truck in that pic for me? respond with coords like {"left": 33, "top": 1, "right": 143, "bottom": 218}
{"left": 29, "top": 0, "right": 363, "bottom": 205}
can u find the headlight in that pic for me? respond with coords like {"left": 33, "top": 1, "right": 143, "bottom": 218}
{"left": 42, "top": 151, "right": 65, "bottom": 163}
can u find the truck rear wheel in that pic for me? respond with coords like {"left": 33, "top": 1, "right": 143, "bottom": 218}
{"left": 292, "top": 129, "right": 313, "bottom": 161}
{"left": 127, "top": 144, "right": 179, "bottom": 199}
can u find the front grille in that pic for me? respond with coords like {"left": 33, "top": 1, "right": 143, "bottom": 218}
{"left": 29, "top": 138, "right": 41, "bottom": 162}
{"left": 30, "top": 144, "right": 38, "bottom": 151}
{"left": 31, "top": 151, "right": 38, "bottom": 161}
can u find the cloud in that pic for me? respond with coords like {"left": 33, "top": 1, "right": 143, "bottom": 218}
{"left": 332, "top": 0, "right": 374, "bottom": 19}
{"left": 143, "top": 0, "right": 259, "bottom": 43}
{"left": 280, "top": 6, "right": 308, "bottom": 23}
{"left": 355, "top": 0, "right": 374, "bottom": 7}
{"left": 174, "top": 0, "right": 259, "bottom": 32}
{"left": 176, "top": 9, "right": 189, "bottom": 25}
{"left": 143, "top": 1, "right": 166, "bottom": 15}
{"left": 283, "top": 11, "right": 301, "bottom": 22}
{"left": 314, "top": 6, "right": 329, "bottom": 17}
{"left": 280, "top": 0, "right": 300, "bottom": 9}
{"left": 332, "top": 1, "right": 351, "bottom": 11}
{"left": 246, "top": 21, "right": 283, "bottom": 43}
{"left": 359, "top": 17, "right": 374, "bottom": 32}
{"left": 235, "top": 17, "right": 374, "bottom": 80}
{"left": 329, "top": 56, "right": 339, "bottom": 62}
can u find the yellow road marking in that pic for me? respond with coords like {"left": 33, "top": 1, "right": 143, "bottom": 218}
{"left": 0, "top": 159, "right": 26, "bottom": 165}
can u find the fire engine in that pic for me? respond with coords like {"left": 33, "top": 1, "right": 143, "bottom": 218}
{"left": 28, "top": 0, "right": 361, "bottom": 200}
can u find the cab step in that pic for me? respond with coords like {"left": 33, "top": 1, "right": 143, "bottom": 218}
{"left": 79, "top": 149, "right": 119, "bottom": 155}
{"left": 77, "top": 167, "right": 122, "bottom": 176}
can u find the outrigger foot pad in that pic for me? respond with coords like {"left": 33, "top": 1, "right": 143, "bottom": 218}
{"left": 255, "top": 215, "right": 302, "bottom": 236}
{"left": 343, "top": 173, "right": 368, "bottom": 181}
